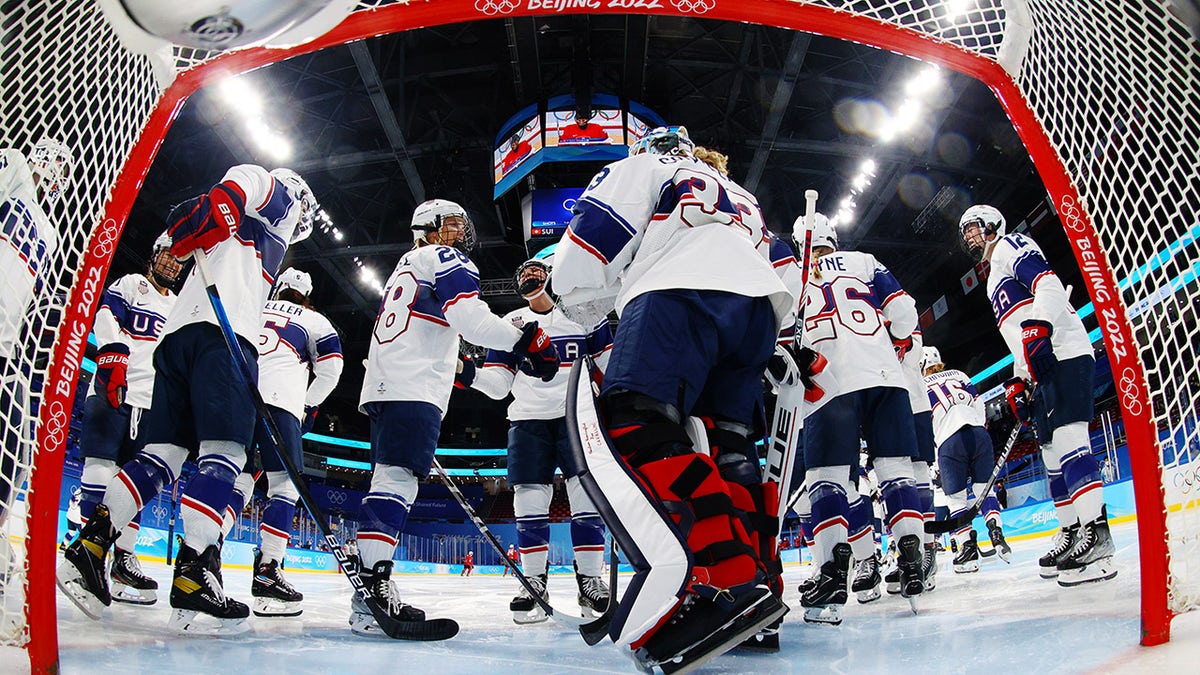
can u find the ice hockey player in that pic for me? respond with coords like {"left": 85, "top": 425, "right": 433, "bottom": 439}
{"left": 60, "top": 486, "right": 83, "bottom": 551}
{"left": 503, "top": 543, "right": 519, "bottom": 577}
{"left": 220, "top": 267, "right": 343, "bottom": 618}
{"left": 461, "top": 551, "right": 474, "bottom": 577}
{"left": 921, "top": 345, "right": 1010, "bottom": 573}
{"left": 792, "top": 214, "right": 926, "bottom": 623}
{"left": 74, "top": 232, "right": 182, "bottom": 605}
{"left": 458, "top": 255, "right": 612, "bottom": 623}
{"left": 551, "top": 125, "right": 790, "bottom": 672}
{"left": 57, "top": 164, "right": 317, "bottom": 633}
{"left": 1, "top": 137, "right": 72, "bottom": 532}
{"left": 960, "top": 204, "right": 1114, "bottom": 586}
{"left": 356, "top": 199, "right": 558, "bottom": 637}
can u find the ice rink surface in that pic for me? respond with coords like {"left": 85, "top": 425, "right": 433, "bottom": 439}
{"left": 9, "top": 520, "right": 1199, "bottom": 674}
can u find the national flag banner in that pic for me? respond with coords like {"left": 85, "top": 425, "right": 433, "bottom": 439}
{"left": 932, "top": 295, "right": 949, "bottom": 319}
{"left": 919, "top": 307, "right": 935, "bottom": 330}
{"left": 961, "top": 268, "right": 979, "bottom": 294}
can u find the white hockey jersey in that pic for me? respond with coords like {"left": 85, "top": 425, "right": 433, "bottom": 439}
{"left": 257, "top": 299, "right": 344, "bottom": 422}
{"left": 923, "top": 368, "right": 986, "bottom": 448}
{"left": 768, "top": 232, "right": 803, "bottom": 343}
{"left": 800, "top": 250, "right": 917, "bottom": 413}
{"left": 92, "top": 274, "right": 177, "bottom": 409}
{"left": 471, "top": 306, "right": 613, "bottom": 421}
{"left": 360, "top": 244, "right": 523, "bottom": 414}
{"left": 986, "top": 232, "right": 1092, "bottom": 380}
{"left": 900, "top": 329, "right": 932, "bottom": 415}
{"left": 0, "top": 149, "right": 57, "bottom": 360}
{"left": 550, "top": 153, "right": 792, "bottom": 329}
{"left": 166, "top": 164, "right": 303, "bottom": 344}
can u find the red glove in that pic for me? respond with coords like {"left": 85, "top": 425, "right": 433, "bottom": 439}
{"left": 892, "top": 334, "right": 914, "bottom": 362}
{"left": 94, "top": 342, "right": 130, "bottom": 408}
{"left": 513, "top": 322, "right": 559, "bottom": 382}
{"left": 794, "top": 347, "right": 828, "bottom": 403}
{"left": 1004, "top": 377, "right": 1033, "bottom": 425}
{"left": 167, "top": 182, "right": 245, "bottom": 259}
{"left": 1020, "top": 319, "right": 1057, "bottom": 382}
{"left": 454, "top": 355, "right": 476, "bottom": 389}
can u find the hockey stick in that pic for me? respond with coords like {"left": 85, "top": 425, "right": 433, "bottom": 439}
{"left": 430, "top": 457, "right": 603, "bottom": 631}
{"left": 193, "top": 250, "right": 457, "bottom": 641}
{"left": 924, "top": 422, "right": 1023, "bottom": 534}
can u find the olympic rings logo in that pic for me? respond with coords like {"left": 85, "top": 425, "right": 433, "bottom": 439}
{"left": 672, "top": 0, "right": 715, "bottom": 12}
{"left": 151, "top": 504, "right": 167, "bottom": 521}
{"left": 1173, "top": 465, "right": 1200, "bottom": 494}
{"left": 327, "top": 490, "right": 347, "bottom": 505}
{"left": 92, "top": 218, "right": 119, "bottom": 259}
{"left": 43, "top": 399, "right": 68, "bottom": 449}
{"left": 1118, "top": 367, "right": 1144, "bottom": 418}
{"left": 475, "top": 0, "right": 519, "bottom": 15}
{"left": 1058, "top": 195, "right": 1087, "bottom": 234}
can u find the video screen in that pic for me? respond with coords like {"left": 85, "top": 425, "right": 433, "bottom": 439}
{"left": 626, "top": 114, "right": 651, "bottom": 147}
{"left": 493, "top": 117, "right": 543, "bottom": 183}
{"left": 528, "top": 187, "right": 584, "bottom": 239}
{"left": 544, "top": 109, "right": 623, "bottom": 147}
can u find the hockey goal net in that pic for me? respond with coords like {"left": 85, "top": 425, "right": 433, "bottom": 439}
{"left": 2, "top": 0, "right": 1195, "bottom": 670}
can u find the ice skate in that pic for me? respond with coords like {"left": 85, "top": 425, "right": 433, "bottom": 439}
{"left": 252, "top": 550, "right": 303, "bottom": 617}
{"left": 350, "top": 559, "right": 428, "bottom": 635}
{"left": 56, "top": 503, "right": 118, "bottom": 619}
{"left": 953, "top": 531, "right": 981, "bottom": 573}
{"left": 922, "top": 541, "right": 938, "bottom": 591}
{"left": 576, "top": 570, "right": 609, "bottom": 618}
{"left": 896, "top": 534, "right": 923, "bottom": 614}
{"left": 735, "top": 615, "right": 782, "bottom": 653}
{"left": 1057, "top": 513, "right": 1117, "bottom": 587}
{"left": 987, "top": 518, "right": 1012, "bottom": 563}
{"left": 633, "top": 583, "right": 787, "bottom": 674}
{"left": 802, "top": 543, "right": 850, "bottom": 625}
{"left": 883, "top": 564, "right": 900, "bottom": 595}
{"left": 1038, "top": 523, "right": 1079, "bottom": 579}
{"left": 852, "top": 551, "right": 881, "bottom": 604}
{"left": 168, "top": 543, "right": 250, "bottom": 635}
{"left": 109, "top": 548, "right": 158, "bottom": 605}
{"left": 510, "top": 572, "right": 549, "bottom": 624}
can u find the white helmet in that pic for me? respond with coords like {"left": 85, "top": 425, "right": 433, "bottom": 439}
{"left": 29, "top": 137, "right": 74, "bottom": 205}
{"left": 920, "top": 346, "right": 943, "bottom": 372}
{"left": 630, "top": 126, "right": 695, "bottom": 157}
{"left": 795, "top": 212, "right": 836, "bottom": 252}
{"left": 150, "top": 231, "right": 183, "bottom": 288}
{"left": 271, "top": 168, "right": 316, "bottom": 244}
{"left": 275, "top": 267, "right": 313, "bottom": 298}
{"left": 412, "top": 198, "right": 476, "bottom": 252}
{"left": 959, "top": 204, "right": 1005, "bottom": 261}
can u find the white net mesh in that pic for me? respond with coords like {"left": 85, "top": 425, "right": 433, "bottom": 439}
{"left": 3, "top": 0, "right": 1196, "bottom": 658}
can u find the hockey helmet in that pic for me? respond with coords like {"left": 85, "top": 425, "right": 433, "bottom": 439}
{"left": 794, "top": 212, "right": 836, "bottom": 252}
{"left": 630, "top": 126, "right": 695, "bottom": 158}
{"left": 959, "top": 204, "right": 1005, "bottom": 262}
{"left": 412, "top": 199, "right": 476, "bottom": 253}
{"left": 29, "top": 137, "right": 74, "bottom": 205}
{"left": 271, "top": 168, "right": 317, "bottom": 244}
{"left": 514, "top": 258, "right": 551, "bottom": 298}
{"left": 149, "top": 231, "right": 183, "bottom": 288}
{"left": 920, "top": 346, "right": 943, "bottom": 373}
{"left": 275, "top": 267, "right": 313, "bottom": 298}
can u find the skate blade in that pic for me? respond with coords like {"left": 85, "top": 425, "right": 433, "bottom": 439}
{"left": 168, "top": 608, "right": 250, "bottom": 636}
{"left": 906, "top": 595, "right": 920, "bottom": 615}
{"left": 923, "top": 579, "right": 936, "bottom": 592}
{"left": 884, "top": 582, "right": 900, "bottom": 595}
{"left": 253, "top": 597, "right": 303, "bottom": 617}
{"left": 953, "top": 563, "right": 980, "bottom": 574}
{"left": 1057, "top": 561, "right": 1118, "bottom": 588}
{"left": 855, "top": 588, "right": 881, "bottom": 604}
{"left": 512, "top": 608, "right": 549, "bottom": 625}
{"left": 1039, "top": 567, "right": 1059, "bottom": 579}
{"left": 655, "top": 599, "right": 788, "bottom": 675}
{"left": 733, "top": 630, "right": 780, "bottom": 653}
{"left": 802, "top": 605, "right": 842, "bottom": 625}
{"left": 579, "top": 604, "right": 597, "bottom": 619}
{"left": 997, "top": 550, "right": 1013, "bottom": 564}
{"left": 111, "top": 583, "right": 157, "bottom": 606}
{"left": 55, "top": 568, "right": 105, "bottom": 620}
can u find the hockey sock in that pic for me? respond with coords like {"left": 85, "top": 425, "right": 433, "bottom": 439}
{"left": 946, "top": 490, "right": 971, "bottom": 547}
{"left": 846, "top": 494, "right": 875, "bottom": 561}
{"left": 1053, "top": 422, "right": 1104, "bottom": 523}
{"left": 106, "top": 443, "right": 188, "bottom": 531}
{"left": 981, "top": 494, "right": 1003, "bottom": 525}
{"left": 876, "top": 457, "right": 923, "bottom": 542}
{"left": 515, "top": 483, "right": 553, "bottom": 576}
{"left": 808, "top": 467, "right": 851, "bottom": 565}
{"left": 79, "top": 458, "right": 118, "bottom": 523}
{"left": 115, "top": 514, "right": 141, "bottom": 552}
{"left": 566, "top": 476, "right": 606, "bottom": 576}
{"left": 913, "top": 461, "right": 935, "bottom": 546}
{"left": 260, "top": 471, "right": 298, "bottom": 563}
{"left": 358, "top": 464, "right": 416, "bottom": 568}
{"left": 181, "top": 444, "right": 243, "bottom": 551}
{"left": 222, "top": 472, "right": 254, "bottom": 539}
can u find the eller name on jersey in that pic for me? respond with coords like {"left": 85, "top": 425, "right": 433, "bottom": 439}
{"left": 257, "top": 299, "right": 343, "bottom": 422}
{"left": 93, "top": 274, "right": 177, "bottom": 409}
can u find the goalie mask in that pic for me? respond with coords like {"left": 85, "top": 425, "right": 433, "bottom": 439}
{"left": 275, "top": 267, "right": 313, "bottom": 299}
{"left": 149, "top": 232, "right": 183, "bottom": 289}
{"left": 271, "top": 168, "right": 317, "bottom": 244}
{"left": 514, "top": 258, "right": 550, "bottom": 298}
{"left": 411, "top": 199, "right": 476, "bottom": 253}
{"left": 920, "top": 346, "right": 943, "bottom": 373}
{"left": 795, "top": 212, "right": 836, "bottom": 252}
{"left": 630, "top": 126, "right": 695, "bottom": 158}
{"left": 29, "top": 137, "right": 74, "bottom": 205}
{"left": 959, "top": 204, "right": 1005, "bottom": 262}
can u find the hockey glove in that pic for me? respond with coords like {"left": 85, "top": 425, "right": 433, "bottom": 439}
{"left": 892, "top": 334, "right": 914, "bottom": 362}
{"left": 301, "top": 405, "right": 319, "bottom": 435}
{"left": 1004, "top": 377, "right": 1033, "bottom": 425}
{"left": 513, "top": 322, "right": 560, "bottom": 382}
{"left": 794, "top": 346, "right": 828, "bottom": 403}
{"left": 1019, "top": 319, "right": 1057, "bottom": 382}
{"left": 454, "top": 354, "right": 476, "bottom": 390}
{"left": 94, "top": 342, "right": 130, "bottom": 408}
{"left": 167, "top": 182, "right": 245, "bottom": 259}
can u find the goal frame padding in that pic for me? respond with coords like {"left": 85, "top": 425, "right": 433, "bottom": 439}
{"left": 23, "top": 1, "right": 1169, "bottom": 671}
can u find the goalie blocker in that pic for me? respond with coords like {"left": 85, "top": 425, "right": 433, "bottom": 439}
{"left": 565, "top": 356, "right": 787, "bottom": 672}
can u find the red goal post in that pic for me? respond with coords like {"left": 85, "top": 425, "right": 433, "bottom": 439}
{"left": 4, "top": 0, "right": 1193, "bottom": 671}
